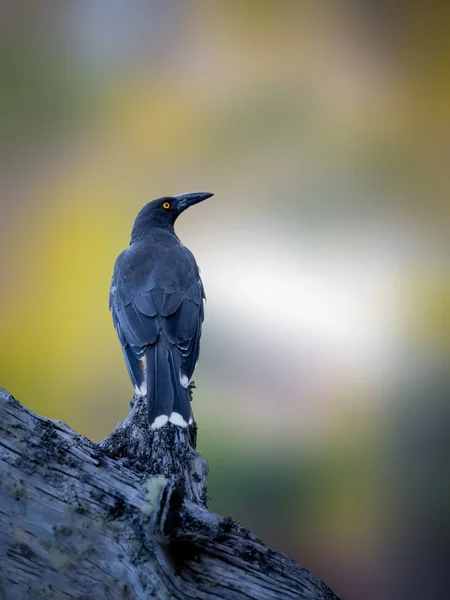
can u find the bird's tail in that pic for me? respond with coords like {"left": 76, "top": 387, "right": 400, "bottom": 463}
{"left": 145, "top": 342, "right": 192, "bottom": 429}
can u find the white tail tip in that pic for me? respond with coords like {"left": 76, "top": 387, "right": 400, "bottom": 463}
{"left": 150, "top": 412, "right": 189, "bottom": 428}
{"left": 150, "top": 414, "right": 169, "bottom": 429}
{"left": 169, "top": 412, "right": 188, "bottom": 427}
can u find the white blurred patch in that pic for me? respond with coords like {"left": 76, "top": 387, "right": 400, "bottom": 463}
{"left": 201, "top": 228, "right": 400, "bottom": 374}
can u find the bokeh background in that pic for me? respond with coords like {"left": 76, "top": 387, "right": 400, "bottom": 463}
{"left": 0, "top": 2, "right": 449, "bottom": 598}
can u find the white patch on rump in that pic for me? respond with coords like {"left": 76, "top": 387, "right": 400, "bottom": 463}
{"left": 179, "top": 373, "right": 190, "bottom": 388}
{"left": 133, "top": 358, "right": 147, "bottom": 397}
{"left": 134, "top": 383, "right": 147, "bottom": 398}
{"left": 169, "top": 412, "right": 188, "bottom": 427}
{"left": 150, "top": 415, "right": 169, "bottom": 429}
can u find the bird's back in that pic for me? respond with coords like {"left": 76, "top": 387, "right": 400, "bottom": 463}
{"left": 113, "top": 229, "right": 199, "bottom": 300}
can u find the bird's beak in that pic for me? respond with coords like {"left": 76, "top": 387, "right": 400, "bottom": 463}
{"left": 173, "top": 191, "right": 213, "bottom": 214}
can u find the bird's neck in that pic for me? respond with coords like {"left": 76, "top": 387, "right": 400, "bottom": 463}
{"left": 130, "top": 221, "right": 175, "bottom": 244}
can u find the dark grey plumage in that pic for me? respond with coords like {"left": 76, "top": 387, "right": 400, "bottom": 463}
{"left": 109, "top": 192, "right": 212, "bottom": 428}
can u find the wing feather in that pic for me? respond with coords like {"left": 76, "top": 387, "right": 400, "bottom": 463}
{"left": 110, "top": 240, "right": 204, "bottom": 390}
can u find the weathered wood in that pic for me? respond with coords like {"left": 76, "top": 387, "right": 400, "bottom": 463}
{"left": 0, "top": 388, "right": 342, "bottom": 599}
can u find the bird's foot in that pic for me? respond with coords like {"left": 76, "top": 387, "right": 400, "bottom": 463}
{"left": 188, "top": 381, "right": 196, "bottom": 402}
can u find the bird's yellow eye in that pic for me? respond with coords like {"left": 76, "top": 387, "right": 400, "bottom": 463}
{"left": 162, "top": 201, "right": 171, "bottom": 210}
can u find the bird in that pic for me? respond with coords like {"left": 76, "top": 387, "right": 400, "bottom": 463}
{"left": 109, "top": 192, "right": 213, "bottom": 429}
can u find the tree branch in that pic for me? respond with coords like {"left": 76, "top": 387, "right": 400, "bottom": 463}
{"left": 0, "top": 388, "right": 342, "bottom": 599}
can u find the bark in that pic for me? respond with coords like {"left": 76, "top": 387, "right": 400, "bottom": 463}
{"left": 0, "top": 388, "right": 342, "bottom": 600}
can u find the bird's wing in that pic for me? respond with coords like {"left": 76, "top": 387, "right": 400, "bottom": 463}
{"left": 157, "top": 276, "right": 204, "bottom": 383}
{"left": 110, "top": 244, "right": 204, "bottom": 381}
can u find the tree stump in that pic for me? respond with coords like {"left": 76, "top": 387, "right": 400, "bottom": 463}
{"left": 0, "top": 388, "right": 342, "bottom": 599}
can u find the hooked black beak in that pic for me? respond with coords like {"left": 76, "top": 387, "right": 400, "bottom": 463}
{"left": 173, "top": 191, "right": 213, "bottom": 214}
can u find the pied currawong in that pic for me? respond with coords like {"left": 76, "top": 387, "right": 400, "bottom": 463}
{"left": 109, "top": 192, "right": 212, "bottom": 428}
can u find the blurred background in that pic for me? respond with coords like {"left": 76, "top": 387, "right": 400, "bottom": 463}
{"left": 0, "top": 1, "right": 449, "bottom": 598}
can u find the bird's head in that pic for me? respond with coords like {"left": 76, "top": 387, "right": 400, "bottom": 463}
{"left": 130, "top": 192, "right": 213, "bottom": 241}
